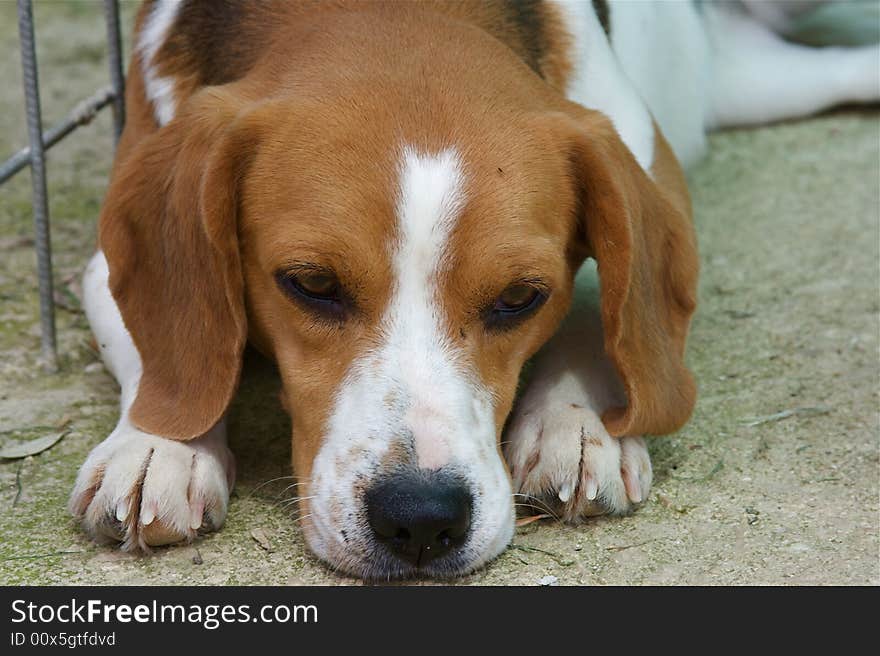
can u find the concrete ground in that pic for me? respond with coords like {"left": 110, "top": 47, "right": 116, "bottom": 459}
{"left": 1, "top": 3, "right": 877, "bottom": 586}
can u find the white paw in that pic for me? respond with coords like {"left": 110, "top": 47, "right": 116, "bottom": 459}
{"left": 69, "top": 420, "right": 235, "bottom": 551}
{"left": 504, "top": 397, "right": 651, "bottom": 521}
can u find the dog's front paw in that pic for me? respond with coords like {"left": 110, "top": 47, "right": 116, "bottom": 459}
{"left": 69, "top": 422, "right": 235, "bottom": 551}
{"left": 504, "top": 399, "right": 651, "bottom": 522}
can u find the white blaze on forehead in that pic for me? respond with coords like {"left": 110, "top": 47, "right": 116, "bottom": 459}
{"left": 392, "top": 147, "right": 466, "bottom": 470}
{"left": 138, "top": 0, "right": 181, "bottom": 126}
{"left": 396, "top": 147, "right": 466, "bottom": 275}
{"left": 306, "top": 146, "right": 514, "bottom": 573}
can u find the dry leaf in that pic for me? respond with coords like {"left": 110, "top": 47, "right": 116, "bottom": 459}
{"left": 0, "top": 430, "right": 69, "bottom": 459}
{"left": 250, "top": 528, "right": 273, "bottom": 552}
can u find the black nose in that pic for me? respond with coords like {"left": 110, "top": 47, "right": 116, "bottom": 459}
{"left": 365, "top": 470, "right": 472, "bottom": 568}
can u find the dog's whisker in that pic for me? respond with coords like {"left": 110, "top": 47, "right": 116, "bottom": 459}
{"left": 278, "top": 495, "right": 318, "bottom": 509}
{"left": 279, "top": 493, "right": 317, "bottom": 501}
{"left": 278, "top": 481, "right": 309, "bottom": 494}
{"left": 513, "top": 501, "right": 554, "bottom": 513}
{"left": 271, "top": 481, "right": 311, "bottom": 501}
{"left": 512, "top": 491, "right": 559, "bottom": 512}
{"left": 279, "top": 494, "right": 346, "bottom": 513}
{"left": 512, "top": 493, "right": 561, "bottom": 521}
{"left": 247, "top": 475, "right": 298, "bottom": 498}
{"left": 514, "top": 502, "right": 560, "bottom": 518}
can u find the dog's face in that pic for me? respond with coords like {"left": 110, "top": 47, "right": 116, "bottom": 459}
{"left": 235, "top": 99, "right": 581, "bottom": 576}
{"left": 101, "top": 69, "right": 696, "bottom": 578}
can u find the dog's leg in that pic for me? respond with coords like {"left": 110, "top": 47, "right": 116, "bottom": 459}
{"left": 69, "top": 251, "right": 235, "bottom": 550}
{"left": 704, "top": 2, "right": 879, "bottom": 129}
{"left": 504, "top": 264, "right": 652, "bottom": 521}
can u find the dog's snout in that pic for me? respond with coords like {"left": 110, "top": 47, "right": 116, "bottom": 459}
{"left": 365, "top": 470, "right": 472, "bottom": 568}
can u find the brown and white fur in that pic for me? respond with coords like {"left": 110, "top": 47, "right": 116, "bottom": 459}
{"left": 69, "top": 0, "right": 879, "bottom": 579}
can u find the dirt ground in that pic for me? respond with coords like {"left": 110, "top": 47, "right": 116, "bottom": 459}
{"left": 1, "top": 3, "right": 877, "bottom": 586}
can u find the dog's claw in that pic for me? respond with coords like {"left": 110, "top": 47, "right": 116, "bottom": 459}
{"left": 189, "top": 501, "right": 205, "bottom": 530}
{"left": 140, "top": 504, "right": 156, "bottom": 526}
{"left": 584, "top": 475, "right": 599, "bottom": 501}
{"left": 558, "top": 480, "right": 574, "bottom": 503}
{"left": 622, "top": 467, "right": 642, "bottom": 503}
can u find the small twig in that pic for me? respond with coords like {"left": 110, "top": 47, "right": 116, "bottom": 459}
{"left": 13, "top": 460, "right": 23, "bottom": 507}
{"left": 515, "top": 513, "right": 552, "bottom": 527}
{"left": 605, "top": 539, "right": 656, "bottom": 552}
{"left": 723, "top": 309, "right": 756, "bottom": 320}
{"left": 509, "top": 544, "right": 575, "bottom": 567}
{"left": 251, "top": 528, "right": 274, "bottom": 552}
{"left": 742, "top": 406, "right": 831, "bottom": 427}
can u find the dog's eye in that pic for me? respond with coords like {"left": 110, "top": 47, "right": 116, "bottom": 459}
{"left": 485, "top": 282, "right": 547, "bottom": 330}
{"left": 275, "top": 269, "right": 346, "bottom": 320}
{"left": 496, "top": 284, "right": 540, "bottom": 311}
{"left": 293, "top": 272, "right": 339, "bottom": 299}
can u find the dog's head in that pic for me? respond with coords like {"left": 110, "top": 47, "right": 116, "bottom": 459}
{"left": 100, "top": 23, "right": 697, "bottom": 578}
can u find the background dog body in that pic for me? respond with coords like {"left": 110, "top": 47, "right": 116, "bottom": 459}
{"left": 555, "top": 0, "right": 880, "bottom": 168}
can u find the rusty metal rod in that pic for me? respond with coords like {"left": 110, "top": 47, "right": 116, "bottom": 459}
{"left": 103, "top": 0, "right": 126, "bottom": 142}
{"left": 17, "top": 0, "right": 57, "bottom": 370}
{"left": 0, "top": 86, "right": 116, "bottom": 184}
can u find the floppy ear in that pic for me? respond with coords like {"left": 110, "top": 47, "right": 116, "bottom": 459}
{"left": 559, "top": 108, "right": 699, "bottom": 437}
{"left": 99, "top": 90, "right": 257, "bottom": 439}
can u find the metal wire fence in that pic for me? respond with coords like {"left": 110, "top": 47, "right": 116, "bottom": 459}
{"left": 0, "top": 0, "right": 125, "bottom": 371}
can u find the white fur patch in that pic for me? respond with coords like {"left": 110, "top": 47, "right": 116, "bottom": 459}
{"left": 392, "top": 146, "right": 467, "bottom": 471}
{"left": 138, "top": 0, "right": 181, "bottom": 126}
{"left": 607, "top": 1, "right": 710, "bottom": 168}
{"left": 550, "top": 0, "right": 657, "bottom": 170}
{"left": 82, "top": 251, "right": 143, "bottom": 413}
{"left": 305, "top": 147, "right": 514, "bottom": 577}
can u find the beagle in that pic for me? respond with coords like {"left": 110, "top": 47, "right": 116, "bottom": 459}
{"left": 69, "top": 0, "right": 879, "bottom": 578}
